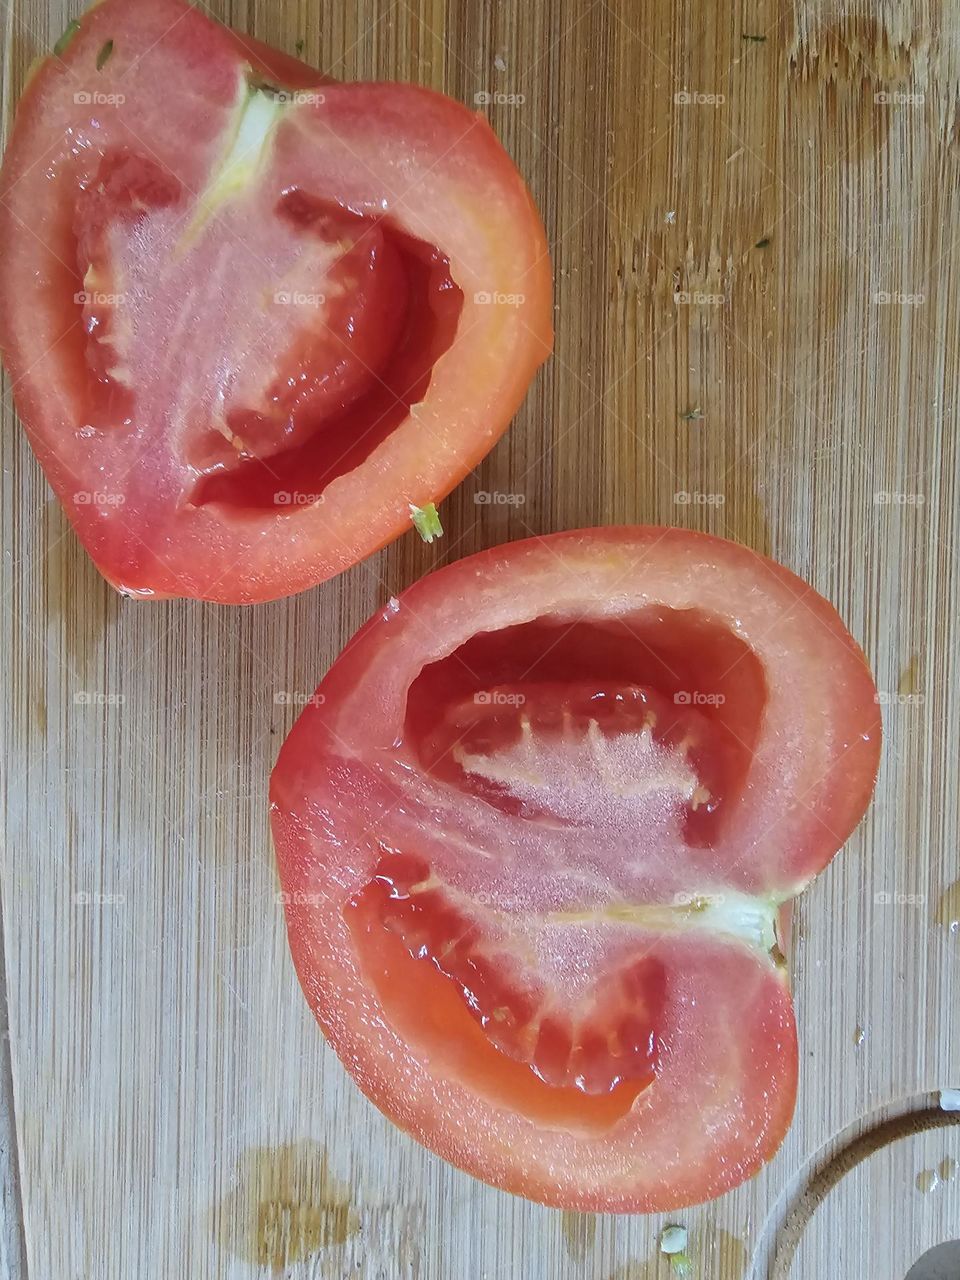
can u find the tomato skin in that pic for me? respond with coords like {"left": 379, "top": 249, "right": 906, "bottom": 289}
{"left": 270, "top": 527, "right": 880, "bottom": 1211}
{"left": 0, "top": 0, "right": 552, "bottom": 602}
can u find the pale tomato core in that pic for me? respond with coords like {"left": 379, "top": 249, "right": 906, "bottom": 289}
{"left": 71, "top": 140, "right": 464, "bottom": 508}
{"left": 343, "top": 606, "right": 771, "bottom": 1123}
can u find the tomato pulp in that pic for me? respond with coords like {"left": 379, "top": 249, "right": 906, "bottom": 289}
{"left": 0, "top": 0, "right": 552, "bottom": 601}
{"left": 271, "top": 527, "right": 881, "bottom": 1211}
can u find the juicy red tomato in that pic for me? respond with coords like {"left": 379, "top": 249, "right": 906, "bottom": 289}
{"left": 0, "top": 0, "right": 552, "bottom": 603}
{"left": 270, "top": 527, "right": 881, "bottom": 1211}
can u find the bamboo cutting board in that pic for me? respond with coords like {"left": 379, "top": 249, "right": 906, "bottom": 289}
{"left": 2, "top": 1, "right": 959, "bottom": 1278}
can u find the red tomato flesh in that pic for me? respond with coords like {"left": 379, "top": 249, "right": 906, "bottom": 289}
{"left": 0, "top": 0, "right": 551, "bottom": 601}
{"left": 271, "top": 528, "right": 881, "bottom": 1211}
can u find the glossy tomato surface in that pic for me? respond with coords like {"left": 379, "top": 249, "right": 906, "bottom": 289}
{"left": 270, "top": 527, "right": 881, "bottom": 1211}
{"left": 0, "top": 0, "right": 551, "bottom": 602}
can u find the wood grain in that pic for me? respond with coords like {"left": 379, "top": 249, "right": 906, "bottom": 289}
{"left": 2, "top": 0, "right": 959, "bottom": 1277}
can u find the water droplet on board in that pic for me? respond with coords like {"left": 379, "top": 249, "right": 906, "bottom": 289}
{"left": 916, "top": 1169, "right": 939, "bottom": 1194}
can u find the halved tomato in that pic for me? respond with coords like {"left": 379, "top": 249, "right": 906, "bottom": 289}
{"left": 0, "top": 0, "right": 551, "bottom": 602}
{"left": 270, "top": 527, "right": 881, "bottom": 1211}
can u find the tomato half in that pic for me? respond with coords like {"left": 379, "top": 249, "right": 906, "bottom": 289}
{"left": 0, "top": 0, "right": 551, "bottom": 603}
{"left": 270, "top": 527, "right": 881, "bottom": 1211}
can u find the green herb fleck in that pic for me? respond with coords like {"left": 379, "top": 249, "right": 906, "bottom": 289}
{"left": 54, "top": 18, "right": 81, "bottom": 57}
{"left": 96, "top": 39, "right": 114, "bottom": 70}
{"left": 742, "top": 33, "right": 767, "bottom": 42}
{"left": 755, "top": 237, "right": 771, "bottom": 248}
{"left": 680, "top": 408, "right": 704, "bottom": 421}
{"left": 410, "top": 502, "right": 443, "bottom": 543}
{"left": 295, "top": 38, "right": 305, "bottom": 56}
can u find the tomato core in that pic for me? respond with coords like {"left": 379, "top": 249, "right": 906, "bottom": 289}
{"left": 338, "top": 607, "right": 775, "bottom": 1131}
{"left": 71, "top": 138, "right": 464, "bottom": 509}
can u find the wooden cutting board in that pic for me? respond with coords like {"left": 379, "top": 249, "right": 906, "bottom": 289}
{"left": 1, "top": 1, "right": 959, "bottom": 1277}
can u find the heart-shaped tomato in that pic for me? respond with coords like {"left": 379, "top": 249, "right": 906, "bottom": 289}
{"left": 271, "top": 527, "right": 881, "bottom": 1211}
{"left": 0, "top": 0, "right": 551, "bottom": 601}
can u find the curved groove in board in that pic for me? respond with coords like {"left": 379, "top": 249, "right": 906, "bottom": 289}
{"left": 748, "top": 1097, "right": 960, "bottom": 1280}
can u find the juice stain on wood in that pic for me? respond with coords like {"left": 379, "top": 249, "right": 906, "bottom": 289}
{"left": 935, "top": 879, "right": 960, "bottom": 933}
{"left": 939, "top": 1157, "right": 957, "bottom": 1183}
{"left": 692, "top": 1224, "right": 747, "bottom": 1278}
{"left": 560, "top": 1211, "right": 598, "bottom": 1262}
{"left": 898, "top": 655, "right": 920, "bottom": 695}
{"left": 31, "top": 696, "right": 47, "bottom": 737}
{"left": 711, "top": 1228, "right": 747, "bottom": 1277}
{"left": 213, "top": 1142, "right": 359, "bottom": 1270}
